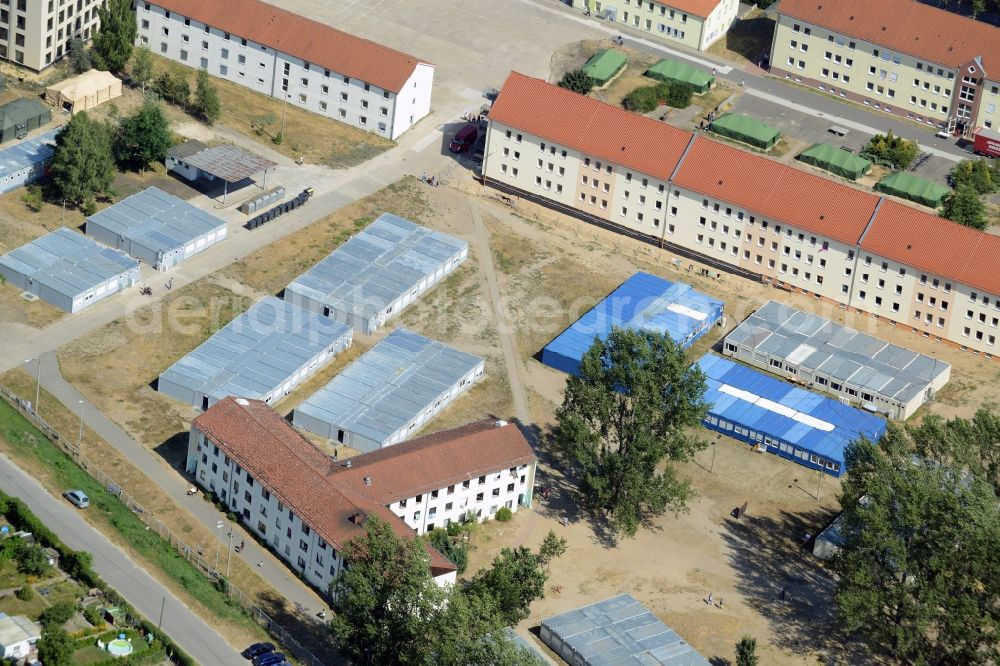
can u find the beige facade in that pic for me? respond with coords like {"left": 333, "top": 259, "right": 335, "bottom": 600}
{"left": 769, "top": 13, "right": 1000, "bottom": 135}
{"left": 484, "top": 117, "right": 1000, "bottom": 359}
{"left": 573, "top": 0, "right": 737, "bottom": 51}
{"left": 0, "top": 0, "right": 103, "bottom": 71}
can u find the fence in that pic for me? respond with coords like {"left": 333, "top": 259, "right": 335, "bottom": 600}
{"left": 0, "top": 385, "right": 327, "bottom": 666}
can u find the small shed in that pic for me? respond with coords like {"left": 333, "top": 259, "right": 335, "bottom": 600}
{"left": 709, "top": 113, "right": 781, "bottom": 150}
{"left": 0, "top": 98, "right": 52, "bottom": 144}
{"left": 581, "top": 49, "right": 628, "bottom": 86}
{"left": 0, "top": 613, "right": 41, "bottom": 660}
{"left": 44, "top": 70, "right": 123, "bottom": 112}
{"left": 796, "top": 143, "right": 872, "bottom": 180}
{"left": 875, "top": 171, "right": 950, "bottom": 207}
{"left": 166, "top": 140, "right": 277, "bottom": 203}
{"left": 645, "top": 59, "right": 714, "bottom": 93}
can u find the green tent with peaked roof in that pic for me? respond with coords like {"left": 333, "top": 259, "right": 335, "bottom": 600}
{"left": 582, "top": 49, "right": 628, "bottom": 86}
{"left": 796, "top": 143, "right": 872, "bottom": 180}
{"left": 0, "top": 98, "right": 51, "bottom": 144}
{"left": 875, "top": 171, "right": 951, "bottom": 207}
{"left": 708, "top": 113, "right": 781, "bottom": 150}
{"left": 645, "top": 59, "right": 714, "bottom": 93}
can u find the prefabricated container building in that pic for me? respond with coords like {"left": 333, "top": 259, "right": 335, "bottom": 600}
{"left": 541, "top": 272, "right": 723, "bottom": 376}
{"left": 157, "top": 296, "right": 353, "bottom": 410}
{"left": 283, "top": 213, "right": 468, "bottom": 334}
{"left": 0, "top": 98, "right": 51, "bottom": 144}
{"left": 723, "top": 301, "right": 950, "bottom": 419}
{"left": 697, "top": 354, "right": 888, "bottom": 477}
{"left": 540, "top": 594, "right": 710, "bottom": 666}
{"left": 86, "top": 187, "right": 227, "bottom": 270}
{"left": 0, "top": 128, "right": 57, "bottom": 195}
{"left": 292, "top": 328, "right": 484, "bottom": 452}
{"left": 0, "top": 228, "right": 139, "bottom": 313}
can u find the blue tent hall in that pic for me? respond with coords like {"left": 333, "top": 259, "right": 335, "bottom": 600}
{"left": 541, "top": 273, "right": 724, "bottom": 376}
{"left": 697, "top": 354, "right": 887, "bottom": 477}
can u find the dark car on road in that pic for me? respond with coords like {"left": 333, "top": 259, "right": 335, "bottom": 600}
{"left": 252, "top": 652, "right": 285, "bottom": 666}
{"left": 241, "top": 642, "right": 274, "bottom": 659}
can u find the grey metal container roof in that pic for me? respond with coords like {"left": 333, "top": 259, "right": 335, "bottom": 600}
{"left": 541, "top": 594, "right": 710, "bottom": 666}
{"left": 285, "top": 213, "right": 468, "bottom": 321}
{"left": 0, "top": 227, "right": 138, "bottom": 298}
{"left": 294, "top": 328, "right": 483, "bottom": 444}
{"left": 159, "top": 296, "right": 352, "bottom": 403}
{"left": 87, "top": 186, "right": 226, "bottom": 254}
{"left": 726, "top": 301, "right": 950, "bottom": 405}
{"left": 176, "top": 143, "right": 277, "bottom": 183}
{"left": 0, "top": 128, "right": 57, "bottom": 178}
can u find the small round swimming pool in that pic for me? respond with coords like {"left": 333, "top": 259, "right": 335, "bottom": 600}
{"left": 107, "top": 639, "right": 133, "bottom": 657}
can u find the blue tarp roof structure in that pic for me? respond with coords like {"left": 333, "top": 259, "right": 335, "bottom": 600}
{"left": 698, "top": 354, "right": 887, "bottom": 475}
{"left": 541, "top": 273, "right": 723, "bottom": 376}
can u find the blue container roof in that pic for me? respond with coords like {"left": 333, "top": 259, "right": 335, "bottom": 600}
{"left": 697, "top": 354, "right": 887, "bottom": 466}
{"left": 543, "top": 273, "right": 723, "bottom": 364}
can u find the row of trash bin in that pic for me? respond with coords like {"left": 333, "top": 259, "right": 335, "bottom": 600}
{"left": 246, "top": 188, "right": 314, "bottom": 230}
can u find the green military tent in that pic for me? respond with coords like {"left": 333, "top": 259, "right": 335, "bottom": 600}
{"left": 796, "top": 143, "right": 872, "bottom": 180}
{"left": 875, "top": 171, "right": 951, "bottom": 207}
{"left": 645, "top": 59, "right": 714, "bottom": 93}
{"left": 0, "top": 98, "right": 52, "bottom": 144}
{"left": 708, "top": 113, "right": 781, "bottom": 150}
{"left": 582, "top": 49, "right": 628, "bottom": 86}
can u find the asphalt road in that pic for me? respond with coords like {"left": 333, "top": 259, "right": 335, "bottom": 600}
{"left": 0, "top": 452, "right": 247, "bottom": 666}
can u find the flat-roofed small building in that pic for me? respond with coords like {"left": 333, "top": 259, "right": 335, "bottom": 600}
{"left": 86, "top": 187, "right": 228, "bottom": 271}
{"left": 292, "top": 328, "right": 484, "bottom": 451}
{"left": 158, "top": 296, "right": 353, "bottom": 410}
{"left": 0, "top": 228, "right": 139, "bottom": 313}
{"left": 723, "top": 301, "right": 951, "bottom": 419}
{"left": 284, "top": 214, "right": 468, "bottom": 334}
{"left": 0, "top": 128, "right": 57, "bottom": 195}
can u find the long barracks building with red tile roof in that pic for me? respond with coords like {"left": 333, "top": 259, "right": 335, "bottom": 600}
{"left": 188, "top": 398, "right": 537, "bottom": 596}
{"left": 483, "top": 72, "right": 1000, "bottom": 359}
{"left": 137, "top": 0, "right": 434, "bottom": 140}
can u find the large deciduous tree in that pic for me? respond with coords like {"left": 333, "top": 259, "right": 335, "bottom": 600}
{"left": 193, "top": 69, "right": 221, "bottom": 124}
{"left": 91, "top": 0, "right": 137, "bottom": 73}
{"left": 466, "top": 545, "right": 548, "bottom": 626}
{"left": 555, "top": 326, "right": 708, "bottom": 538}
{"left": 834, "top": 428, "right": 1000, "bottom": 665}
{"left": 114, "top": 95, "right": 172, "bottom": 172}
{"left": 131, "top": 47, "right": 154, "bottom": 93}
{"left": 36, "top": 627, "right": 73, "bottom": 666}
{"left": 940, "top": 184, "right": 987, "bottom": 230}
{"left": 49, "top": 112, "right": 115, "bottom": 206}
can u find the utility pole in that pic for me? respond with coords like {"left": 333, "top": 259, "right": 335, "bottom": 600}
{"left": 157, "top": 596, "right": 165, "bottom": 629}
{"left": 816, "top": 469, "right": 823, "bottom": 500}
{"left": 225, "top": 526, "right": 234, "bottom": 577}
{"left": 214, "top": 520, "right": 224, "bottom": 571}
{"left": 77, "top": 400, "right": 85, "bottom": 454}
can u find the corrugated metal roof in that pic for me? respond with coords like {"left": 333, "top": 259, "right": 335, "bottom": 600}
{"left": 697, "top": 354, "right": 887, "bottom": 468}
{"left": 0, "top": 128, "right": 57, "bottom": 179}
{"left": 158, "top": 296, "right": 352, "bottom": 403}
{"left": 542, "top": 273, "right": 723, "bottom": 375}
{"left": 726, "top": 301, "right": 950, "bottom": 406}
{"left": 293, "top": 328, "right": 483, "bottom": 445}
{"left": 285, "top": 213, "right": 468, "bottom": 322}
{"left": 0, "top": 228, "right": 138, "bottom": 299}
{"left": 87, "top": 187, "right": 227, "bottom": 256}
{"left": 177, "top": 144, "right": 277, "bottom": 183}
{"left": 541, "top": 594, "right": 710, "bottom": 666}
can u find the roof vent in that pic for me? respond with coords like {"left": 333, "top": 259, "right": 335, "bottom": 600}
{"left": 495, "top": 419, "right": 508, "bottom": 427}
{"left": 907, "top": 244, "right": 912, "bottom": 250}
{"left": 364, "top": 475, "right": 372, "bottom": 486}
{"left": 849, "top": 15, "right": 854, "bottom": 20}
{"left": 717, "top": 179, "right": 723, "bottom": 185}
{"left": 882, "top": 26, "right": 887, "bottom": 31}
{"left": 621, "top": 146, "right": 626, "bottom": 151}
{"left": 819, "top": 214, "right": 825, "bottom": 220}
{"left": 234, "top": 398, "right": 249, "bottom": 406}
{"left": 343, "top": 460, "right": 353, "bottom": 468}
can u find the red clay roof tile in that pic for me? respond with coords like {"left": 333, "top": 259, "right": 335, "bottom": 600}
{"left": 660, "top": 0, "right": 726, "bottom": 19}
{"left": 778, "top": 0, "right": 1000, "bottom": 73}
{"left": 149, "top": 0, "right": 427, "bottom": 93}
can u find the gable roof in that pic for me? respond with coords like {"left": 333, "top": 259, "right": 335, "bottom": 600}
{"left": 330, "top": 420, "right": 536, "bottom": 504}
{"left": 860, "top": 199, "right": 1000, "bottom": 296}
{"left": 149, "top": 0, "right": 428, "bottom": 93}
{"left": 667, "top": 0, "right": 727, "bottom": 18}
{"left": 672, "top": 135, "right": 881, "bottom": 244}
{"left": 192, "top": 398, "right": 456, "bottom": 575}
{"left": 777, "top": 0, "right": 1000, "bottom": 74}
{"left": 488, "top": 72, "right": 693, "bottom": 181}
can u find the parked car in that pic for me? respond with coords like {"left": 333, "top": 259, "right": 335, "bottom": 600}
{"left": 252, "top": 652, "right": 285, "bottom": 666}
{"left": 241, "top": 642, "right": 274, "bottom": 659}
{"left": 63, "top": 490, "right": 89, "bottom": 508}
{"left": 449, "top": 123, "right": 478, "bottom": 153}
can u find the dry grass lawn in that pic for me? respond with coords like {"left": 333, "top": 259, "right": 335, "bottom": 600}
{"left": 144, "top": 53, "right": 393, "bottom": 168}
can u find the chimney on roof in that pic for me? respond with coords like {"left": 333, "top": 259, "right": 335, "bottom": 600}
{"left": 235, "top": 398, "right": 249, "bottom": 406}
{"left": 364, "top": 476, "right": 372, "bottom": 486}
{"left": 349, "top": 512, "right": 365, "bottom": 525}
{"left": 495, "top": 419, "right": 508, "bottom": 427}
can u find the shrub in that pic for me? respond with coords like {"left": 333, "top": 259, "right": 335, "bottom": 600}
{"left": 623, "top": 82, "right": 693, "bottom": 113}
{"left": 860, "top": 130, "right": 919, "bottom": 169}
{"left": 495, "top": 507, "right": 513, "bottom": 522}
{"left": 82, "top": 605, "right": 104, "bottom": 629}
{"left": 152, "top": 72, "right": 190, "bottom": 108}
{"left": 427, "top": 529, "right": 468, "bottom": 574}
{"left": 82, "top": 197, "right": 98, "bottom": 216}
{"left": 949, "top": 158, "right": 997, "bottom": 195}
{"left": 21, "top": 185, "right": 44, "bottom": 212}
{"left": 39, "top": 601, "right": 77, "bottom": 628}
{"left": 558, "top": 69, "right": 595, "bottom": 95}
{"left": 16, "top": 585, "right": 33, "bottom": 601}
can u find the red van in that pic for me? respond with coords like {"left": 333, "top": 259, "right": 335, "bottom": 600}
{"left": 449, "top": 124, "right": 478, "bottom": 153}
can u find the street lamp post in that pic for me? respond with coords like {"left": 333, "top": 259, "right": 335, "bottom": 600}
{"left": 709, "top": 434, "right": 720, "bottom": 473}
{"left": 25, "top": 358, "right": 41, "bottom": 415}
{"left": 214, "top": 520, "right": 224, "bottom": 572}
{"left": 77, "top": 400, "right": 85, "bottom": 457}
{"left": 225, "top": 526, "right": 234, "bottom": 578}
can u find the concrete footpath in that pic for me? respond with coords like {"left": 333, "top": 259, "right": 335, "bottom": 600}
{"left": 0, "top": 452, "right": 246, "bottom": 666}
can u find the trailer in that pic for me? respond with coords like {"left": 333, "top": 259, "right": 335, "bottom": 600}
{"left": 973, "top": 127, "right": 1000, "bottom": 158}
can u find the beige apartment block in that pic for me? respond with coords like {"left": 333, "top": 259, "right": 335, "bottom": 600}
{"left": 0, "top": 0, "right": 104, "bottom": 71}
{"left": 769, "top": 0, "right": 1000, "bottom": 135}
{"left": 572, "top": 0, "right": 738, "bottom": 51}
{"left": 485, "top": 72, "right": 1000, "bottom": 359}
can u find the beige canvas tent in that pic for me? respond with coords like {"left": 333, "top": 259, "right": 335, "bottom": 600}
{"left": 45, "top": 70, "right": 122, "bottom": 112}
